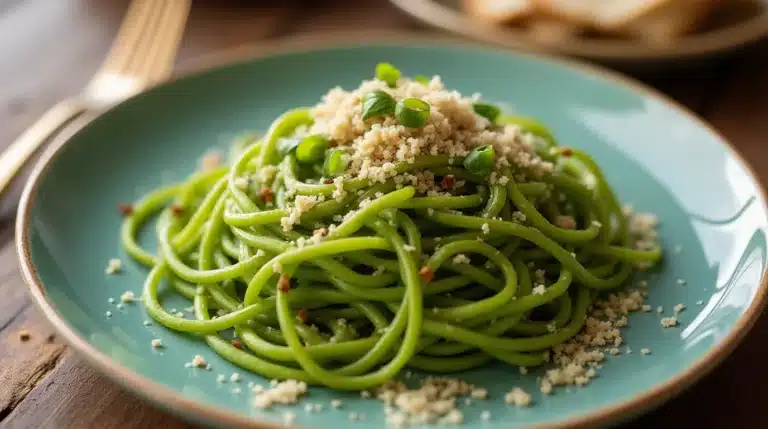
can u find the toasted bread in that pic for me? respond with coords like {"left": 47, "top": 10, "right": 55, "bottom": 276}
{"left": 526, "top": 18, "right": 583, "bottom": 44}
{"left": 622, "top": 0, "right": 718, "bottom": 44}
{"left": 534, "top": 0, "right": 671, "bottom": 31}
{"left": 463, "top": 0, "right": 535, "bottom": 24}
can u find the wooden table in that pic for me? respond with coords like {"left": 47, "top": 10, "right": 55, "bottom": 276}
{"left": 0, "top": 1, "right": 766, "bottom": 428}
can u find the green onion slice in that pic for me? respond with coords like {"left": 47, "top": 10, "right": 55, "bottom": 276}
{"left": 295, "top": 135, "right": 329, "bottom": 164}
{"left": 414, "top": 75, "right": 430, "bottom": 84}
{"left": 473, "top": 103, "right": 501, "bottom": 122}
{"left": 463, "top": 145, "right": 496, "bottom": 175}
{"left": 362, "top": 91, "right": 396, "bottom": 120}
{"left": 396, "top": 98, "right": 430, "bottom": 128}
{"left": 324, "top": 149, "right": 349, "bottom": 177}
{"left": 375, "top": 62, "right": 401, "bottom": 87}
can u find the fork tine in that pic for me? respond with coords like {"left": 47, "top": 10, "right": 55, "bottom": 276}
{"left": 98, "top": 0, "right": 156, "bottom": 75}
{"left": 136, "top": 0, "right": 191, "bottom": 82}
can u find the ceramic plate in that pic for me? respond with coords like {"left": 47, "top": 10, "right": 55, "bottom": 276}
{"left": 390, "top": 0, "right": 768, "bottom": 66}
{"left": 17, "top": 40, "right": 768, "bottom": 429}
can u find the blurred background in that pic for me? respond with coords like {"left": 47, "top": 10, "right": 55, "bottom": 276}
{"left": 0, "top": 1, "right": 766, "bottom": 428}
{"left": 1, "top": 0, "right": 765, "bottom": 159}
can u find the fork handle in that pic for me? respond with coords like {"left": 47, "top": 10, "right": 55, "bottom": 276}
{"left": 0, "top": 100, "right": 87, "bottom": 196}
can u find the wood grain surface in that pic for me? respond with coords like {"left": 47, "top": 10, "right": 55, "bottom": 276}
{"left": 0, "top": 1, "right": 766, "bottom": 428}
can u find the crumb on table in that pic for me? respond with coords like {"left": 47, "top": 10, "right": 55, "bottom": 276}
{"left": 18, "top": 330, "right": 31, "bottom": 342}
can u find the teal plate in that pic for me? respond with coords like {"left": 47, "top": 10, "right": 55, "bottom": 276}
{"left": 16, "top": 39, "right": 768, "bottom": 429}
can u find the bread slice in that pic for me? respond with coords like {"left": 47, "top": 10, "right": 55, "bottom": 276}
{"left": 622, "top": 0, "right": 717, "bottom": 44}
{"left": 526, "top": 17, "right": 583, "bottom": 44}
{"left": 535, "top": 0, "right": 671, "bottom": 31}
{"left": 463, "top": 0, "right": 535, "bottom": 24}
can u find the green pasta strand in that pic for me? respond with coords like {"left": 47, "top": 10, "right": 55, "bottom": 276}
{"left": 121, "top": 96, "right": 662, "bottom": 390}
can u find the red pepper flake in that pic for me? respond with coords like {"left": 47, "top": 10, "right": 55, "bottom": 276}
{"left": 278, "top": 274, "right": 291, "bottom": 292}
{"left": 323, "top": 178, "right": 334, "bottom": 184}
{"left": 555, "top": 215, "right": 577, "bottom": 230}
{"left": 118, "top": 204, "right": 134, "bottom": 216}
{"left": 419, "top": 266, "right": 434, "bottom": 283}
{"left": 259, "top": 187, "right": 275, "bottom": 204}
{"left": 231, "top": 340, "right": 243, "bottom": 350}
{"left": 170, "top": 204, "right": 184, "bottom": 217}
{"left": 440, "top": 175, "right": 455, "bottom": 190}
{"left": 297, "top": 309, "right": 309, "bottom": 324}
{"left": 561, "top": 148, "right": 573, "bottom": 157}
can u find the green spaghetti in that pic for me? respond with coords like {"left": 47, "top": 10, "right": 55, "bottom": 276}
{"left": 121, "top": 63, "right": 662, "bottom": 390}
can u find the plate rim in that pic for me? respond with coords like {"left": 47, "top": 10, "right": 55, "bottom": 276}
{"left": 15, "top": 31, "right": 768, "bottom": 429}
{"left": 389, "top": 0, "right": 768, "bottom": 62}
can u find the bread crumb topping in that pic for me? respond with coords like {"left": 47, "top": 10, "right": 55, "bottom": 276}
{"left": 105, "top": 258, "right": 122, "bottom": 275}
{"left": 661, "top": 317, "right": 678, "bottom": 328}
{"left": 372, "top": 377, "right": 480, "bottom": 426}
{"left": 504, "top": 387, "right": 532, "bottom": 407}
{"left": 191, "top": 354, "right": 206, "bottom": 368}
{"left": 252, "top": 379, "right": 308, "bottom": 409}
{"left": 452, "top": 254, "right": 471, "bottom": 265}
{"left": 307, "top": 76, "right": 552, "bottom": 185}
{"left": 120, "top": 290, "right": 136, "bottom": 303}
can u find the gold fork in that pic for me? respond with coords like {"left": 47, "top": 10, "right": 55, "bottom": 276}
{"left": 0, "top": 0, "right": 191, "bottom": 197}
